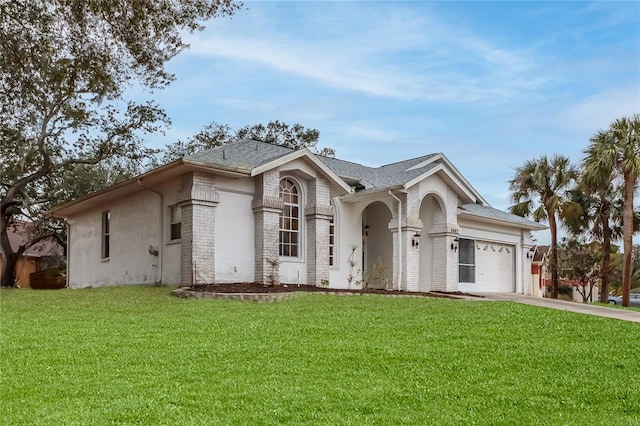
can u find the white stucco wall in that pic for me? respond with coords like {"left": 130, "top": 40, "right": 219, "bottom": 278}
{"left": 67, "top": 190, "right": 162, "bottom": 288}
{"left": 214, "top": 178, "right": 255, "bottom": 283}
{"left": 328, "top": 197, "right": 364, "bottom": 289}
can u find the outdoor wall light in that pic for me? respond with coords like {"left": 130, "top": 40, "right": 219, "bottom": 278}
{"left": 363, "top": 224, "right": 370, "bottom": 237}
{"left": 412, "top": 231, "right": 421, "bottom": 248}
{"left": 527, "top": 247, "right": 535, "bottom": 259}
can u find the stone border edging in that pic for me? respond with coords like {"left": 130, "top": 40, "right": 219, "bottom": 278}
{"left": 172, "top": 287, "right": 438, "bottom": 302}
{"left": 173, "top": 287, "right": 297, "bottom": 302}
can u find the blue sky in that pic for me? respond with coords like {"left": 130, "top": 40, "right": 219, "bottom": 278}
{"left": 140, "top": 1, "right": 639, "bottom": 244}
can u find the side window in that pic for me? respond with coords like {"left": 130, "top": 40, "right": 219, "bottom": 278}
{"left": 279, "top": 178, "right": 300, "bottom": 257}
{"left": 329, "top": 203, "right": 335, "bottom": 267}
{"left": 458, "top": 238, "right": 475, "bottom": 283}
{"left": 169, "top": 205, "right": 182, "bottom": 241}
{"left": 101, "top": 210, "right": 110, "bottom": 259}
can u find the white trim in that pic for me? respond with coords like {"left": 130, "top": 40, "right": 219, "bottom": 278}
{"left": 329, "top": 199, "right": 338, "bottom": 269}
{"left": 458, "top": 210, "right": 547, "bottom": 230}
{"left": 251, "top": 149, "right": 351, "bottom": 195}
{"left": 278, "top": 176, "right": 304, "bottom": 260}
{"left": 101, "top": 210, "right": 110, "bottom": 260}
{"left": 169, "top": 204, "right": 182, "bottom": 241}
{"left": 388, "top": 190, "right": 403, "bottom": 291}
{"left": 403, "top": 154, "right": 487, "bottom": 205}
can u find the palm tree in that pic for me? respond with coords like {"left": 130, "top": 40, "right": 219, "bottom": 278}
{"left": 583, "top": 114, "right": 640, "bottom": 307}
{"left": 566, "top": 172, "right": 624, "bottom": 303}
{"left": 509, "top": 155, "right": 578, "bottom": 299}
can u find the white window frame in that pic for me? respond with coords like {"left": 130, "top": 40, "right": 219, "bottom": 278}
{"left": 169, "top": 205, "right": 182, "bottom": 241}
{"left": 101, "top": 210, "right": 110, "bottom": 259}
{"left": 459, "top": 238, "right": 475, "bottom": 283}
{"left": 329, "top": 201, "right": 337, "bottom": 268}
{"left": 279, "top": 178, "right": 301, "bottom": 258}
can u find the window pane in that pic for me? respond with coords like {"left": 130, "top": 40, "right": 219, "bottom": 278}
{"left": 279, "top": 178, "right": 301, "bottom": 257}
{"left": 459, "top": 265, "right": 475, "bottom": 283}
{"left": 102, "top": 211, "right": 110, "bottom": 258}
{"left": 458, "top": 238, "right": 475, "bottom": 283}
{"left": 171, "top": 223, "right": 181, "bottom": 240}
{"left": 459, "top": 238, "right": 475, "bottom": 264}
{"left": 103, "top": 236, "right": 110, "bottom": 259}
{"left": 170, "top": 206, "right": 181, "bottom": 223}
{"left": 103, "top": 211, "right": 110, "bottom": 234}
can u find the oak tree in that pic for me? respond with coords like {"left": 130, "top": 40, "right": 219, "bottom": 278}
{"left": 0, "top": 0, "right": 241, "bottom": 286}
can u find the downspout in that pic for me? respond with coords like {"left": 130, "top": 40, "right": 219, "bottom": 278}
{"left": 66, "top": 221, "right": 70, "bottom": 288}
{"left": 388, "top": 190, "right": 402, "bottom": 291}
{"left": 520, "top": 231, "right": 525, "bottom": 295}
{"left": 137, "top": 179, "right": 163, "bottom": 284}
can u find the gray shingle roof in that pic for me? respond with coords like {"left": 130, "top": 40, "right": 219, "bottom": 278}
{"left": 458, "top": 204, "right": 547, "bottom": 230}
{"left": 185, "top": 141, "right": 540, "bottom": 230}
{"left": 318, "top": 155, "right": 440, "bottom": 189}
{"left": 185, "top": 139, "right": 294, "bottom": 171}
{"left": 186, "top": 139, "right": 441, "bottom": 189}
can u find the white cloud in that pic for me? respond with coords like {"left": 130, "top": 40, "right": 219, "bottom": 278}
{"left": 186, "top": 35, "right": 418, "bottom": 99}
{"left": 182, "top": 3, "right": 544, "bottom": 105}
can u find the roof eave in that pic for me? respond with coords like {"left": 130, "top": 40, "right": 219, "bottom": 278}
{"left": 251, "top": 149, "right": 351, "bottom": 195}
{"left": 340, "top": 185, "right": 405, "bottom": 202}
{"left": 458, "top": 210, "right": 548, "bottom": 230}
{"left": 402, "top": 154, "right": 488, "bottom": 205}
{"left": 49, "top": 159, "right": 253, "bottom": 218}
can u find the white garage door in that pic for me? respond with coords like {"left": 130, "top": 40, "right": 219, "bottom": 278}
{"left": 459, "top": 240, "right": 515, "bottom": 292}
{"left": 475, "top": 241, "right": 514, "bottom": 292}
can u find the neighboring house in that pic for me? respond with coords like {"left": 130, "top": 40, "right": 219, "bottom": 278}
{"left": 0, "top": 222, "right": 65, "bottom": 287}
{"left": 533, "top": 245, "right": 599, "bottom": 302}
{"left": 531, "top": 245, "right": 549, "bottom": 298}
{"left": 50, "top": 140, "right": 546, "bottom": 293}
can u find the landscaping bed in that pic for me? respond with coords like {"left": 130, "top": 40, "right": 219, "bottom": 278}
{"left": 175, "top": 282, "right": 479, "bottom": 302}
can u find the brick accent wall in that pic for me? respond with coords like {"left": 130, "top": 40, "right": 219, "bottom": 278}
{"left": 252, "top": 169, "right": 282, "bottom": 285}
{"left": 404, "top": 186, "right": 423, "bottom": 291}
{"left": 306, "top": 176, "right": 332, "bottom": 286}
{"left": 416, "top": 188, "right": 460, "bottom": 292}
{"left": 177, "top": 172, "right": 219, "bottom": 285}
{"left": 430, "top": 235, "right": 448, "bottom": 291}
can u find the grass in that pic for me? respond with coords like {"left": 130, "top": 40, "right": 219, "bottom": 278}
{"left": 1, "top": 286, "right": 639, "bottom": 425}
{"left": 593, "top": 301, "right": 640, "bottom": 312}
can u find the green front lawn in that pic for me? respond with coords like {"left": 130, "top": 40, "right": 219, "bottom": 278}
{"left": 1, "top": 286, "right": 638, "bottom": 425}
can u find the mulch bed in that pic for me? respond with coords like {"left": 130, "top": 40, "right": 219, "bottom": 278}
{"left": 185, "top": 282, "right": 480, "bottom": 299}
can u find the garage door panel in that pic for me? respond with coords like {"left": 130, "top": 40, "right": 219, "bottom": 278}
{"left": 474, "top": 241, "right": 514, "bottom": 292}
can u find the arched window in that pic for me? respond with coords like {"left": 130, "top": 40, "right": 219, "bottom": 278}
{"left": 279, "top": 178, "right": 300, "bottom": 257}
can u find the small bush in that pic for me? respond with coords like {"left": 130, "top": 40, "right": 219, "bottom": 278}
{"left": 558, "top": 285, "right": 573, "bottom": 297}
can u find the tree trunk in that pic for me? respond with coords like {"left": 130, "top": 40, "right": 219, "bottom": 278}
{"left": 0, "top": 252, "right": 19, "bottom": 287}
{"left": 599, "top": 219, "right": 612, "bottom": 303}
{"left": 548, "top": 211, "right": 559, "bottom": 299}
{"left": 0, "top": 212, "right": 18, "bottom": 287}
{"left": 621, "top": 173, "right": 634, "bottom": 307}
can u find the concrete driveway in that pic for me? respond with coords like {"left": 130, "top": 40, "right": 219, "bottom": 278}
{"left": 472, "top": 292, "right": 640, "bottom": 324}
